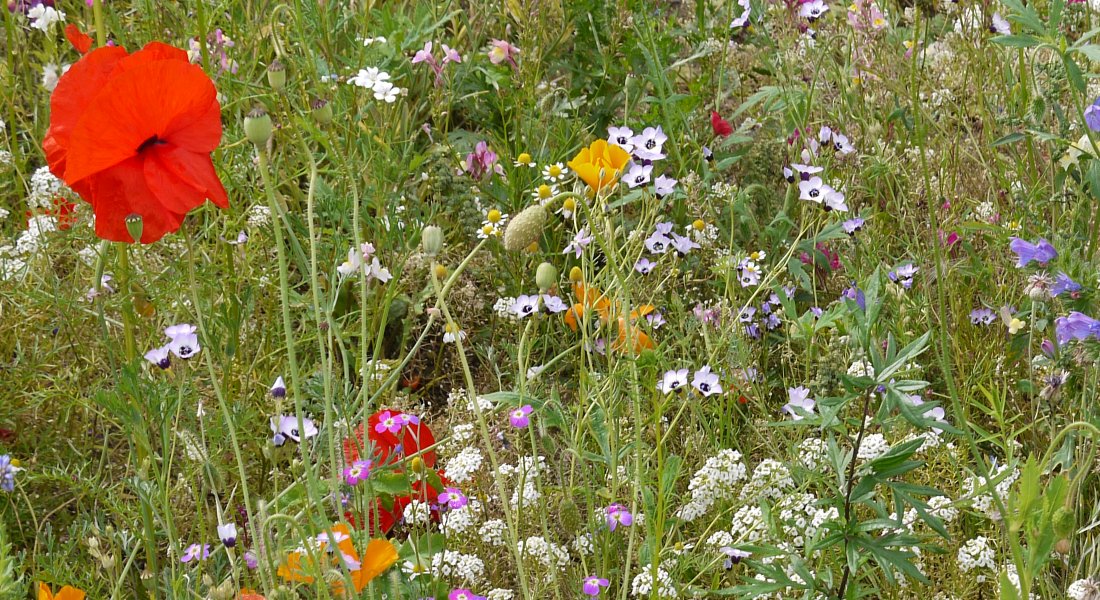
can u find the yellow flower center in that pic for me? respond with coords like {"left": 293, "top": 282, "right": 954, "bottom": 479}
{"left": 517, "top": 152, "right": 532, "bottom": 164}
{"left": 692, "top": 219, "right": 705, "bottom": 231}
{"left": 445, "top": 323, "right": 460, "bottom": 334}
{"left": 487, "top": 209, "right": 502, "bottom": 223}
{"left": 537, "top": 184, "right": 553, "bottom": 199}
{"left": 548, "top": 164, "right": 562, "bottom": 177}
{"left": 482, "top": 224, "right": 495, "bottom": 235}
{"left": 563, "top": 198, "right": 576, "bottom": 211}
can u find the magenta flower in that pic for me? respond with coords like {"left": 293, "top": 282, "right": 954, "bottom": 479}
{"left": 606, "top": 503, "right": 633, "bottom": 531}
{"left": 449, "top": 589, "right": 486, "bottom": 600}
{"left": 465, "top": 141, "right": 500, "bottom": 180}
{"left": 438, "top": 486, "right": 468, "bottom": 509}
{"left": 441, "top": 43, "right": 463, "bottom": 64}
{"left": 583, "top": 575, "right": 610, "bottom": 596}
{"left": 374, "top": 411, "right": 404, "bottom": 435}
{"left": 510, "top": 405, "right": 534, "bottom": 428}
{"left": 343, "top": 459, "right": 373, "bottom": 486}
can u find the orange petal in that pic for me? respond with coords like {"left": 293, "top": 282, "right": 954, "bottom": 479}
{"left": 350, "top": 539, "right": 399, "bottom": 592}
{"left": 64, "top": 24, "right": 93, "bottom": 54}
{"left": 55, "top": 587, "right": 86, "bottom": 600}
{"left": 143, "top": 144, "right": 228, "bottom": 214}
{"left": 38, "top": 583, "right": 54, "bottom": 600}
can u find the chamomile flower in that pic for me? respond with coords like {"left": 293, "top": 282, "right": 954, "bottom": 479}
{"left": 478, "top": 223, "right": 502, "bottom": 239}
{"left": 444, "top": 322, "right": 467, "bottom": 343}
{"left": 531, "top": 183, "right": 559, "bottom": 203}
{"left": 558, "top": 197, "right": 577, "bottom": 219}
{"left": 483, "top": 209, "right": 509, "bottom": 227}
{"left": 514, "top": 152, "right": 536, "bottom": 168}
{"left": 542, "top": 162, "right": 569, "bottom": 182}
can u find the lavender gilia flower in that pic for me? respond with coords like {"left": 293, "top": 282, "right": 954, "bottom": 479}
{"left": 691, "top": 365, "right": 723, "bottom": 397}
{"left": 782, "top": 386, "right": 816, "bottom": 420}
{"left": 564, "top": 228, "right": 594, "bottom": 258}
{"left": 658, "top": 368, "right": 690, "bottom": 394}
{"left": 510, "top": 294, "right": 541, "bottom": 319}
{"left": 969, "top": 308, "right": 997, "bottom": 325}
{"left": 270, "top": 415, "right": 318, "bottom": 446}
{"left": 635, "top": 257, "right": 656, "bottom": 275}
{"left": 217, "top": 522, "right": 237, "bottom": 548}
{"left": 841, "top": 217, "right": 865, "bottom": 235}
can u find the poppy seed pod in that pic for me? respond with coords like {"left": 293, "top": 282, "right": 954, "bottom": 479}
{"left": 124, "top": 214, "right": 143, "bottom": 244}
{"left": 310, "top": 98, "right": 333, "bottom": 125}
{"left": 503, "top": 204, "right": 547, "bottom": 252}
{"left": 267, "top": 59, "right": 286, "bottom": 91}
{"left": 535, "top": 262, "right": 558, "bottom": 293}
{"left": 244, "top": 107, "right": 273, "bottom": 146}
{"left": 421, "top": 225, "right": 443, "bottom": 257}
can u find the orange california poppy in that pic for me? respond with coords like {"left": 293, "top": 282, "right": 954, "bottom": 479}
{"left": 43, "top": 42, "right": 228, "bottom": 244}
{"left": 564, "top": 283, "right": 655, "bottom": 353}
{"left": 567, "top": 139, "right": 631, "bottom": 192}
{"left": 277, "top": 523, "right": 398, "bottom": 594}
{"left": 38, "top": 583, "right": 85, "bottom": 600}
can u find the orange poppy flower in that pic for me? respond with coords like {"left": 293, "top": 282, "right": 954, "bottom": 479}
{"left": 43, "top": 42, "right": 228, "bottom": 244}
{"left": 38, "top": 583, "right": 85, "bottom": 600}
{"left": 567, "top": 139, "right": 631, "bottom": 192}
{"left": 564, "top": 283, "right": 655, "bottom": 353}
{"left": 277, "top": 523, "right": 398, "bottom": 594}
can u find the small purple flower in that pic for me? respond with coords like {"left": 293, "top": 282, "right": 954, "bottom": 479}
{"left": 438, "top": 486, "right": 468, "bottom": 509}
{"left": 1086, "top": 99, "right": 1100, "bottom": 132}
{"left": 1009, "top": 237, "right": 1057, "bottom": 268}
{"left": 888, "top": 263, "right": 918, "bottom": 289}
{"left": 1040, "top": 338, "right": 1056, "bottom": 358}
{"left": 625, "top": 163, "right": 653, "bottom": 189}
{"left": 970, "top": 308, "right": 996, "bottom": 325}
{"left": 441, "top": 43, "right": 462, "bottom": 64}
{"left": 606, "top": 503, "right": 633, "bottom": 531}
{"left": 810, "top": 306, "right": 824, "bottom": 319}
{"left": 271, "top": 414, "right": 319, "bottom": 445}
{"left": 631, "top": 126, "right": 667, "bottom": 161}
{"left": 647, "top": 311, "right": 666, "bottom": 328}
{"left": 542, "top": 295, "right": 568, "bottom": 313}
{"left": 449, "top": 589, "right": 486, "bottom": 600}
{"left": 343, "top": 459, "right": 373, "bottom": 486}
{"left": 659, "top": 369, "right": 690, "bottom": 393}
{"left": 181, "top": 543, "right": 210, "bottom": 563}
{"left": 635, "top": 257, "right": 656, "bottom": 275}
{"left": 691, "top": 365, "right": 722, "bottom": 397}
{"left": 1055, "top": 312, "right": 1100, "bottom": 344}
{"left": 1051, "top": 272, "right": 1082, "bottom": 297}
{"left": 218, "top": 522, "right": 237, "bottom": 548}
{"left": 782, "top": 386, "right": 816, "bottom": 420}
{"left": 670, "top": 233, "right": 701, "bottom": 256}
{"left": 583, "top": 575, "right": 610, "bottom": 596}
{"left": 465, "top": 141, "right": 500, "bottom": 180}
{"left": 607, "top": 126, "right": 635, "bottom": 153}
{"left": 645, "top": 231, "right": 672, "bottom": 254}
{"left": 842, "top": 217, "right": 865, "bottom": 235}
{"left": 0, "top": 455, "right": 16, "bottom": 492}
{"left": 374, "top": 411, "right": 404, "bottom": 435}
{"left": 841, "top": 284, "right": 866, "bottom": 311}
{"left": 144, "top": 345, "right": 171, "bottom": 369}
{"left": 509, "top": 405, "right": 534, "bottom": 428}
{"left": 720, "top": 546, "right": 751, "bottom": 568}
{"left": 511, "top": 294, "right": 541, "bottom": 319}
{"left": 564, "top": 228, "right": 595, "bottom": 258}
{"left": 244, "top": 549, "right": 259, "bottom": 569}
{"left": 270, "top": 376, "right": 286, "bottom": 398}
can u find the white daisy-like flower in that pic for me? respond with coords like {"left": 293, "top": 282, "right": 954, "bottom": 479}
{"left": 541, "top": 162, "right": 569, "bottom": 182}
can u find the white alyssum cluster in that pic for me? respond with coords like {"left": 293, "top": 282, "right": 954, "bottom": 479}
{"left": 29, "top": 166, "right": 68, "bottom": 210}
{"left": 957, "top": 536, "right": 996, "bottom": 581}
{"left": 430, "top": 550, "right": 486, "bottom": 585}
{"left": 478, "top": 519, "right": 507, "bottom": 546}
{"left": 498, "top": 455, "right": 546, "bottom": 509}
{"left": 402, "top": 499, "right": 431, "bottom": 525}
{"left": 444, "top": 447, "right": 484, "bottom": 483}
{"left": 631, "top": 564, "right": 677, "bottom": 598}
{"left": 451, "top": 423, "right": 476, "bottom": 443}
{"left": 798, "top": 438, "right": 829, "bottom": 469}
{"left": 572, "top": 532, "right": 594, "bottom": 556}
{"left": 776, "top": 493, "right": 836, "bottom": 546}
{"left": 486, "top": 590, "right": 514, "bottom": 600}
{"left": 727, "top": 504, "right": 767, "bottom": 542}
{"left": 441, "top": 499, "right": 482, "bottom": 536}
{"left": 676, "top": 449, "right": 747, "bottom": 521}
{"left": 518, "top": 536, "right": 570, "bottom": 574}
{"left": 493, "top": 297, "right": 519, "bottom": 320}
{"left": 847, "top": 358, "right": 874, "bottom": 378}
{"left": 739, "top": 459, "right": 793, "bottom": 500}
{"left": 963, "top": 463, "right": 1019, "bottom": 520}
{"left": 856, "top": 433, "right": 890, "bottom": 460}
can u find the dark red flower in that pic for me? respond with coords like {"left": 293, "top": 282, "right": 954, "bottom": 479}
{"left": 64, "top": 24, "right": 93, "bottom": 55}
{"left": 710, "top": 111, "right": 733, "bottom": 138}
{"left": 43, "top": 42, "right": 228, "bottom": 244}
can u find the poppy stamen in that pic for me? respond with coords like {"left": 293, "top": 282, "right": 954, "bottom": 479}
{"left": 136, "top": 135, "right": 166, "bottom": 154}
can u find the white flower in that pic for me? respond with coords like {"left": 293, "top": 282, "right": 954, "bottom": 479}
{"left": 348, "top": 67, "right": 390, "bottom": 89}
{"left": 362, "top": 36, "right": 388, "bottom": 45}
{"left": 28, "top": 4, "right": 65, "bottom": 32}
{"left": 957, "top": 536, "right": 996, "bottom": 581}
{"left": 42, "top": 63, "right": 70, "bottom": 92}
{"left": 478, "top": 519, "right": 507, "bottom": 546}
{"left": 541, "top": 162, "right": 569, "bottom": 182}
{"left": 856, "top": 433, "right": 890, "bottom": 460}
{"left": 373, "top": 81, "right": 401, "bottom": 103}
{"left": 444, "top": 447, "right": 484, "bottom": 483}
{"left": 631, "top": 564, "right": 677, "bottom": 598}
{"left": 675, "top": 449, "right": 746, "bottom": 521}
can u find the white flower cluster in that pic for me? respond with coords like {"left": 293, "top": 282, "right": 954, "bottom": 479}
{"left": 798, "top": 438, "right": 829, "bottom": 469}
{"left": 451, "top": 423, "right": 476, "bottom": 443}
{"left": 403, "top": 499, "right": 431, "bottom": 525}
{"left": 1000, "top": 563, "right": 1039, "bottom": 600}
{"left": 1, "top": 213, "right": 58, "bottom": 280}
{"left": 847, "top": 358, "right": 874, "bottom": 378}
{"left": 29, "top": 166, "right": 68, "bottom": 210}
{"left": 572, "top": 532, "right": 594, "bottom": 556}
{"left": 498, "top": 455, "right": 545, "bottom": 508}
{"left": 441, "top": 499, "right": 482, "bottom": 536}
{"left": 430, "top": 549, "right": 485, "bottom": 585}
{"left": 347, "top": 67, "right": 404, "bottom": 102}
{"left": 856, "top": 433, "right": 890, "bottom": 460}
{"left": 956, "top": 536, "right": 996, "bottom": 581}
{"left": 963, "top": 463, "right": 1019, "bottom": 520}
{"left": 631, "top": 564, "right": 677, "bottom": 598}
{"left": 518, "top": 536, "right": 569, "bottom": 574}
{"left": 28, "top": 4, "right": 65, "bottom": 31}
{"left": 478, "top": 519, "right": 507, "bottom": 546}
{"left": 0, "top": 150, "right": 12, "bottom": 168}
{"left": 494, "top": 297, "right": 518, "bottom": 320}
{"left": 739, "top": 459, "right": 793, "bottom": 500}
{"left": 486, "top": 590, "right": 514, "bottom": 600}
{"left": 676, "top": 449, "right": 747, "bottom": 521}
{"left": 444, "top": 446, "right": 484, "bottom": 484}
{"left": 247, "top": 203, "right": 271, "bottom": 227}
{"left": 727, "top": 505, "right": 767, "bottom": 542}
{"left": 777, "top": 493, "right": 836, "bottom": 546}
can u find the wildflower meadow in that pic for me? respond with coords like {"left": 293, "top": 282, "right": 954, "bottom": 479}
{"left": 4, "top": 0, "right": 1100, "bottom": 598}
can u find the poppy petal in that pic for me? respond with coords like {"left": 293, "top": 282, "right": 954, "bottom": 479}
{"left": 84, "top": 156, "right": 186, "bottom": 243}
{"left": 65, "top": 60, "right": 218, "bottom": 184}
{"left": 143, "top": 144, "right": 228, "bottom": 214}
{"left": 64, "top": 24, "right": 93, "bottom": 54}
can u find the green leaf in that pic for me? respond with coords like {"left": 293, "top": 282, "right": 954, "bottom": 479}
{"left": 372, "top": 471, "right": 413, "bottom": 496}
{"left": 991, "top": 34, "right": 1041, "bottom": 48}
{"left": 992, "top": 132, "right": 1027, "bottom": 146}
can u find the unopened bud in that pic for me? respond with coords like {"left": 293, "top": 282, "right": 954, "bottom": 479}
{"left": 410, "top": 456, "right": 426, "bottom": 474}
{"left": 433, "top": 264, "right": 448, "bottom": 279}
{"left": 267, "top": 59, "right": 287, "bottom": 91}
{"left": 535, "top": 262, "right": 558, "bottom": 293}
{"left": 569, "top": 266, "right": 583, "bottom": 282}
{"left": 310, "top": 98, "right": 333, "bottom": 124}
{"left": 421, "top": 225, "right": 443, "bottom": 257}
{"left": 244, "top": 107, "right": 273, "bottom": 146}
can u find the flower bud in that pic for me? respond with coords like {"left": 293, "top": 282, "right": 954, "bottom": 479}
{"left": 410, "top": 456, "right": 426, "bottom": 474}
{"left": 433, "top": 264, "right": 448, "bottom": 279}
{"left": 535, "top": 262, "right": 558, "bottom": 293}
{"left": 503, "top": 204, "right": 547, "bottom": 252}
{"left": 125, "top": 214, "right": 144, "bottom": 243}
{"left": 1054, "top": 538, "right": 1072, "bottom": 555}
{"left": 569, "top": 266, "right": 583, "bottom": 282}
{"left": 244, "top": 107, "right": 273, "bottom": 146}
{"left": 267, "top": 59, "right": 287, "bottom": 92}
{"left": 310, "top": 98, "right": 333, "bottom": 125}
{"left": 421, "top": 225, "right": 444, "bottom": 257}
{"left": 557, "top": 495, "right": 582, "bottom": 534}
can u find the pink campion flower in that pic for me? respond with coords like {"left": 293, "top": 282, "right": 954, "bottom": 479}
{"left": 412, "top": 41, "right": 436, "bottom": 65}
{"left": 510, "top": 405, "right": 534, "bottom": 428}
{"left": 343, "top": 459, "right": 372, "bottom": 486}
{"left": 465, "top": 140, "right": 500, "bottom": 180}
{"left": 606, "top": 504, "right": 633, "bottom": 531}
{"left": 374, "top": 410, "right": 403, "bottom": 435}
{"left": 438, "top": 486, "right": 468, "bottom": 509}
{"left": 487, "top": 39, "right": 520, "bottom": 69}
{"left": 441, "top": 43, "right": 462, "bottom": 64}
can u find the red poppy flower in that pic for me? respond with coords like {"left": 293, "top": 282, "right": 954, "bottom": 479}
{"left": 710, "top": 111, "right": 733, "bottom": 138}
{"left": 64, "top": 25, "right": 93, "bottom": 55}
{"left": 43, "top": 42, "right": 228, "bottom": 244}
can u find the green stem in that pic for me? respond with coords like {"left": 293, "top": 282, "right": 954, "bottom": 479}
{"left": 116, "top": 244, "right": 137, "bottom": 364}
{"left": 92, "top": 0, "right": 107, "bottom": 47}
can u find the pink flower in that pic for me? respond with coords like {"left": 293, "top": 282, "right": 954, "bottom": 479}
{"left": 412, "top": 41, "right": 435, "bottom": 64}
{"left": 441, "top": 43, "right": 462, "bottom": 64}
{"left": 487, "top": 39, "right": 520, "bottom": 69}
{"left": 509, "top": 405, "right": 534, "bottom": 428}
{"left": 374, "top": 410, "right": 403, "bottom": 435}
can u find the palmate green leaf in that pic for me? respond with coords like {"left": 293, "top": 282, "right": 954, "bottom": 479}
{"left": 372, "top": 471, "right": 413, "bottom": 496}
